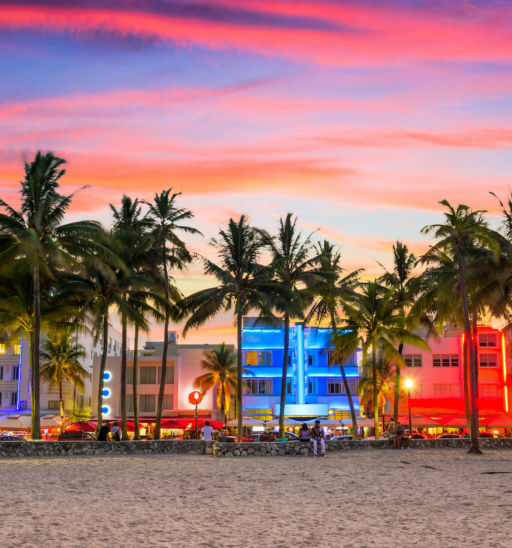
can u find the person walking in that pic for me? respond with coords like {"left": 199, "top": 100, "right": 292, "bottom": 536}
{"left": 311, "top": 420, "right": 325, "bottom": 457}
{"left": 111, "top": 423, "right": 121, "bottom": 441}
{"left": 201, "top": 420, "right": 213, "bottom": 441}
{"left": 298, "top": 423, "right": 311, "bottom": 442}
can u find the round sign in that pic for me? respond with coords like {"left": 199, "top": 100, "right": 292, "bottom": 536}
{"left": 188, "top": 391, "right": 203, "bottom": 405}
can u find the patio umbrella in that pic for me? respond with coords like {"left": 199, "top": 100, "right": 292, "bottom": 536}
{"left": 0, "top": 415, "right": 31, "bottom": 430}
{"left": 341, "top": 417, "right": 375, "bottom": 427}
{"left": 41, "top": 415, "right": 65, "bottom": 428}
{"left": 442, "top": 416, "right": 468, "bottom": 427}
{"left": 65, "top": 420, "right": 97, "bottom": 433}
{"left": 227, "top": 416, "right": 265, "bottom": 427}
{"left": 482, "top": 414, "right": 512, "bottom": 427}
{"left": 107, "top": 420, "right": 136, "bottom": 432}
{"left": 265, "top": 418, "right": 301, "bottom": 426}
{"left": 160, "top": 418, "right": 183, "bottom": 429}
{"left": 402, "top": 415, "right": 442, "bottom": 427}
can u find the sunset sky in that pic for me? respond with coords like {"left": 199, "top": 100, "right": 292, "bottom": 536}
{"left": 2, "top": 1, "right": 512, "bottom": 343}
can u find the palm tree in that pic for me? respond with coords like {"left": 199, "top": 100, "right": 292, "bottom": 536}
{"left": 379, "top": 241, "right": 420, "bottom": 425}
{"left": 110, "top": 195, "right": 163, "bottom": 440}
{"left": 193, "top": 343, "right": 244, "bottom": 427}
{"left": 181, "top": 216, "right": 273, "bottom": 442}
{"left": 358, "top": 353, "right": 394, "bottom": 419}
{"left": 422, "top": 200, "right": 501, "bottom": 454}
{"left": 259, "top": 214, "right": 320, "bottom": 436}
{"left": 145, "top": 189, "right": 200, "bottom": 440}
{"left": 333, "top": 280, "right": 429, "bottom": 439}
{"left": 307, "top": 240, "right": 362, "bottom": 438}
{"left": 40, "top": 332, "right": 89, "bottom": 431}
{"left": 0, "top": 152, "right": 101, "bottom": 438}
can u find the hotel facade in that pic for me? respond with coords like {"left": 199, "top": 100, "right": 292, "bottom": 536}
{"left": 241, "top": 317, "right": 360, "bottom": 421}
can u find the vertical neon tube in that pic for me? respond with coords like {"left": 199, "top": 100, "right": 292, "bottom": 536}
{"left": 16, "top": 332, "right": 22, "bottom": 410}
{"left": 501, "top": 333, "right": 508, "bottom": 412}
{"left": 296, "top": 323, "right": 305, "bottom": 405}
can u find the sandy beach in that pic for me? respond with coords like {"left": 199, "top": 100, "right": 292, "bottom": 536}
{"left": 1, "top": 449, "right": 511, "bottom": 548}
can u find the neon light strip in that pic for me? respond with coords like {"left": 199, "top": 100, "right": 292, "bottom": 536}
{"left": 502, "top": 333, "right": 509, "bottom": 412}
{"left": 296, "top": 323, "right": 305, "bottom": 405}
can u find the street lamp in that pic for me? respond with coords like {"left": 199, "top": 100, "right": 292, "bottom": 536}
{"left": 188, "top": 391, "right": 203, "bottom": 438}
{"left": 404, "top": 378, "right": 414, "bottom": 436}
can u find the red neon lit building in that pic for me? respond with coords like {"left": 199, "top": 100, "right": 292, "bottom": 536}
{"left": 397, "top": 325, "right": 509, "bottom": 419}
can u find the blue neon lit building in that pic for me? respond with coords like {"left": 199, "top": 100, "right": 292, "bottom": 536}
{"left": 241, "top": 317, "right": 360, "bottom": 419}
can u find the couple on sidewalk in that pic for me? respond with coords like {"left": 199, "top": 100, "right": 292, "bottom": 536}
{"left": 299, "top": 419, "right": 326, "bottom": 457}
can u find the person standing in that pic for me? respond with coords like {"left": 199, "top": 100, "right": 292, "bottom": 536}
{"left": 387, "top": 420, "right": 398, "bottom": 449}
{"left": 201, "top": 420, "right": 213, "bottom": 441}
{"left": 111, "top": 424, "right": 121, "bottom": 441}
{"left": 97, "top": 423, "right": 110, "bottom": 441}
{"left": 311, "top": 420, "right": 325, "bottom": 457}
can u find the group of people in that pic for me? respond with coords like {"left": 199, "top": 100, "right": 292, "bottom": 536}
{"left": 386, "top": 420, "right": 410, "bottom": 450}
{"left": 97, "top": 423, "right": 121, "bottom": 441}
{"left": 298, "top": 420, "right": 326, "bottom": 457}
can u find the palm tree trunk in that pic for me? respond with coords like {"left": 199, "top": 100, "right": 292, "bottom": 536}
{"left": 120, "top": 309, "right": 128, "bottom": 440}
{"left": 456, "top": 244, "right": 481, "bottom": 454}
{"left": 221, "top": 381, "right": 227, "bottom": 428}
{"left": 331, "top": 313, "right": 358, "bottom": 439}
{"left": 133, "top": 324, "right": 140, "bottom": 440}
{"left": 372, "top": 345, "right": 379, "bottom": 439}
{"left": 236, "top": 309, "right": 243, "bottom": 443}
{"left": 155, "top": 244, "right": 170, "bottom": 440}
{"left": 393, "top": 343, "right": 404, "bottom": 425}
{"left": 279, "top": 313, "right": 290, "bottom": 437}
{"left": 31, "top": 262, "right": 41, "bottom": 440}
{"left": 59, "top": 381, "right": 64, "bottom": 434}
{"left": 96, "top": 310, "right": 109, "bottom": 435}
{"left": 463, "top": 336, "right": 471, "bottom": 426}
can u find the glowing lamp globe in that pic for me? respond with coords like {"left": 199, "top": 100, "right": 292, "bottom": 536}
{"left": 188, "top": 391, "right": 203, "bottom": 405}
{"left": 404, "top": 378, "right": 414, "bottom": 390}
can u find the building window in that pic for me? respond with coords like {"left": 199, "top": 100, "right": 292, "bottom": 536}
{"left": 404, "top": 354, "right": 422, "bottom": 367}
{"left": 244, "top": 351, "right": 272, "bottom": 366}
{"left": 126, "top": 367, "right": 133, "bottom": 384}
{"left": 0, "top": 392, "right": 2, "bottom": 406}
{"left": 10, "top": 392, "right": 18, "bottom": 406}
{"left": 11, "top": 367, "right": 19, "bottom": 381}
{"left": 139, "top": 366, "right": 157, "bottom": 384}
{"left": 479, "top": 353, "right": 498, "bottom": 368}
{"left": 328, "top": 409, "right": 350, "bottom": 420}
{"left": 433, "top": 384, "right": 461, "bottom": 397}
{"left": 13, "top": 344, "right": 20, "bottom": 355}
{"left": 480, "top": 383, "right": 500, "bottom": 398}
{"left": 308, "top": 378, "right": 318, "bottom": 394}
{"left": 308, "top": 354, "right": 314, "bottom": 366}
{"left": 433, "top": 354, "right": 459, "bottom": 367}
{"left": 139, "top": 395, "right": 156, "bottom": 413}
{"left": 245, "top": 408, "right": 272, "bottom": 421}
{"left": 0, "top": 344, "right": 5, "bottom": 354}
{"left": 328, "top": 379, "right": 342, "bottom": 394}
{"left": 245, "top": 379, "right": 272, "bottom": 395}
{"left": 327, "top": 350, "right": 337, "bottom": 366}
{"left": 165, "top": 367, "right": 174, "bottom": 384}
{"left": 0, "top": 366, "right": 3, "bottom": 381}
{"left": 286, "top": 381, "right": 293, "bottom": 395}
{"left": 479, "top": 333, "right": 498, "bottom": 348}
{"left": 48, "top": 400, "right": 60, "bottom": 410}
{"left": 163, "top": 394, "right": 173, "bottom": 410}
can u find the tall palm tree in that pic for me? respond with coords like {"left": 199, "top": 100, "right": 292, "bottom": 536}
{"left": 379, "top": 241, "right": 420, "bottom": 425}
{"left": 333, "top": 280, "right": 429, "bottom": 439}
{"left": 193, "top": 343, "right": 244, "bottom": 427}
{"left": 307, "top": 240, "right": 362, "bottom": 438}
{"left": 145, "top": 189, "right": 199, "bottom": 440}
{"left": 0, "top": 152, "right": 101, "bottom": 439}
{"left": 422, "top": 200, "right": 501, "bottom": 454}
{"left": 181, "top": 216, "right": 273, "bottom": 442}
{"left": 259, "top": 214, "right": 320, "bottom": 436}
{"left": 110, "top": 195, "right": 162, "bottom": 440}
{"left": 40, "top": 332, "right": 89, "bottom": 431}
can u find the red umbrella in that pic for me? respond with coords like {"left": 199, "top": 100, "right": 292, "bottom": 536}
{"left": 65, "top": 421, "right": 97, "bottom": 433}
{"left": 160, "top": 419, "right": 183, "bottom": 429}
{"left": 108, "top": 420, "right": 136, "bottom": 432}
{"left": 174, "top": 418, "right": 223, "bottom": 430}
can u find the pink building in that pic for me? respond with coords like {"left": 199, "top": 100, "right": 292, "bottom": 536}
{"left": 399, "top": 325, "right": 509, "bottom": 418}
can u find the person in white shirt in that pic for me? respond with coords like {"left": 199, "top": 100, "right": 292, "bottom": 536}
{"left": 201, "top": 421, "right": 213, "bottom": 441}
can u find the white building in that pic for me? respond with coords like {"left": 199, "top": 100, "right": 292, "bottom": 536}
{"left": 92, "top": 332, "right": 231, "bottom": 421}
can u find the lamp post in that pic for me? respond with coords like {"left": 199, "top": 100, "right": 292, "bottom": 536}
{"left": 188, "top": 391, "right": 203, "bottom": 439}
{"left": 404, "top": 378, "right": 414, "bottom": 436}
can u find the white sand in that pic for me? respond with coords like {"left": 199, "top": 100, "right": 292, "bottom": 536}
{"left": 1, "top": 449, "right": 511, "bottom": 547}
